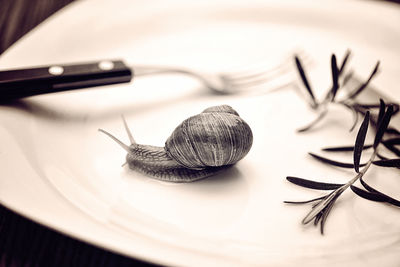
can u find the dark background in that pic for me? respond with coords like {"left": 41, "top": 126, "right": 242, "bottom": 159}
{"left": 0, "top": 0, "right": 399, "bottom": 266}
{"left": 1, "top": 0, "right": 400, "bottom": 55}
{"left": 0, "top": 0, "right": 75, "bottom": 55}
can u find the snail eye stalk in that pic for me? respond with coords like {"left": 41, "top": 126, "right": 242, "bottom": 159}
{"left": 121, "top": 115, "right": 136, "bottom": 145}
{"left": 98, "top": 128, "right": 131, "bottom": 153}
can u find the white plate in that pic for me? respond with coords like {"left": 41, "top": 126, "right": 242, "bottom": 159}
{"left": 1, "top": 0, "right": 400, "bottom": 266}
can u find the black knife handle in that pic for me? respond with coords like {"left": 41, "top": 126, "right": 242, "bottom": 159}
{"left": 0, "top": 60, "right": 133, "bottom": 102}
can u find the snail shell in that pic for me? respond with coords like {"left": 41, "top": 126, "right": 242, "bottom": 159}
{"left": 99, "top": 105, "right": 253, "bottom": 182}
{"left": 165, "top": 105, "right": 252, "bottom": 169}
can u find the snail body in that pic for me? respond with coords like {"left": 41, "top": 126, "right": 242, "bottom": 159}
{"left": 99, "top": 105, "right": 253, "bottom": 182}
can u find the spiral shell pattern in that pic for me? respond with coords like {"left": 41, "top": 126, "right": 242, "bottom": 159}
{"left": 165, "top": 105, "right": 253, "bottom": 169}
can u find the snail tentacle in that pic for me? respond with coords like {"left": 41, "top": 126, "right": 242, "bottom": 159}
{"left": 98, "top": 129, "right": 131, "bottom": 152}
{"left": 121, "top": 115, "right": 136, "bottom": 144}
{"left": 99, "top": 128, "right": 182, "bottom": 166}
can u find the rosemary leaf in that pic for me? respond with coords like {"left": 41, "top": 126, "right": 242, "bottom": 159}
{"left": 360, "top": 177, "right": 400, "bottom": 207}
{"left": 357, "top": 102, "right": 399, "bottom": 110}
{"left": 301, "top": 189, "right": 341, "bottom": 227}
{"left": 286, "top": 176, "right": 344, "bottom": 190}
{"left": 355, "top": 103, "right": 381, "bottom": 109}
{"left": 360, "top": 177, "right": 381, "bottom": 194}
{"left": 376, "top": 153, "right": 390, "bottom": 160}
{"left": 359, "top": 102, "right": 399, "bottom": 117}
{"left": 377, "top": 99, "right": 386, "bottom": 124}
{"left": 314, "top": 212, "right": 323, "bottom": 226}
{"left": 392, "top": 103, "right": 400, "bottom": 115}
{"left": 320, "top": 193, "right": 340, "bottom": 234}
{"left": 373, "top": 105, "right": 394, "bottom": 148}
{"left": 283, "top": 196, "right": 326, "bottom": 205}
{"left": 354, "top": 111, "right": 370, "bottom": 173}
{"left": 338, "top": 50, "right": 351, "bottom": 75}
{"left": 382, "top": 143, "right": 400, "bottom": 157}
{"left": 322, "top": 144, "right": 373, "bottom": 152}
{"left": 386, "top": 128, "right": 400, "bottom": 135}
{"left": 308, "top": 152, "right": 365, "bottom": 168}
{"left": 350, "top": 185, "right": 386, "bottom": 202}
{"left": 383, "top": 137, "right": 400, "bottom": 145}
{"left": 382, "top": 139, "right": 400, "bottom": 157}
{"left": 341, "top": 71, "right": 354, "bottom": 88}
{"left": 347, "top": 61, "right": 380, "bottom": 99}
{"left": 372, "top": 159, "right": 400, "bottom": 168}
{"left": 330, "top": 54, "right": 340, "bottom": 101}
{"left": 295, "top": 55, "right": 317, "bottom": 108}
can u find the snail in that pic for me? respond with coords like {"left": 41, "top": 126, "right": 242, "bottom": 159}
{"left": 99, "top": 105, "right": 253, "bottom": 182}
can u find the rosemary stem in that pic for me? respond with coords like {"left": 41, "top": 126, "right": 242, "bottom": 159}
{"left": 298, "top": 108, "right": 328, "bottom": 132}
{"left": 302, "top": 149, "right": 377, "bottom": 225}
{"left": 302, "top": 190, "right": 338, "bottom": 224}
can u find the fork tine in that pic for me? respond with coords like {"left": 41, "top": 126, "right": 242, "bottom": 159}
{"left": 221, "top": 63, "right": 291, "bottom": 84}
{"left": 222, "top": 58, "right": 292, "bottom": 82}
{"left": 224, "top": 51, "right": 311, "bottom": 81}
{"left": 223, "top": 49, "right": 312, "bottom": 81}
{"left": 227, "top": 74, "right": 291, "bottom": 89}
{"left": 224, "top": 61, "right": 293, "bottom": 83}
{"left": 224, "top": 51, "right": 313, "bottom": 90}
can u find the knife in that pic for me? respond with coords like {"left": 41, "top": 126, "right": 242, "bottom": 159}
{"left": 0, "top": 60, "right": 133, "bottom": 102}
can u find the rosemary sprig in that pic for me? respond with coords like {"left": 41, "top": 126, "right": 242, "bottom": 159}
{"left": 295, "top": 50, "right": 382, "bottom": 133}
{"left": 302, "top": 149, "right": 378, "bottom": 233}
{"left": 286, "top": 52, "right": 400, "bottom": 234}
{"left": 286, "top": 111, "right": 378, "bottom": 234}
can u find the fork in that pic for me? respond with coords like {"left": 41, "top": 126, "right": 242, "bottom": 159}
{"left": 132, "top": 52, "right": 310, "bottom": 95}
{"left": 0, "top": 51, "right": 309, "bottom": 101}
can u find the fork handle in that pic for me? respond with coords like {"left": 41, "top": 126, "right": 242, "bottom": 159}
{"left": 0, "top": 60, "right": 133, "bottom": 102}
